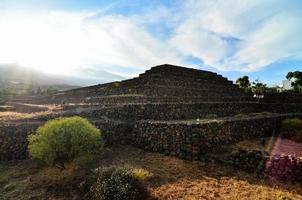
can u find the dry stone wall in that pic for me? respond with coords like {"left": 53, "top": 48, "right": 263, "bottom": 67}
{"left": 93, "top": 120, "right": 133, "bottom": 145}
{"left": 228, "top": 150, "right": 267, "bottom": 173}
{"left": 0, "top": 106, "right": 15, "bottom": 112}
{"left": 85, "top": 102, "right": 302, "bottom": 122}
{"left": 266, "top": 154, "right": 302, "bottom": 182}
{"left": 0, "top": 122, "right": 42, "bottom": 160}
{"left": 1, "top": 112, "right": 302, "bottom": 162}
{"left": 6, "top": 102, "right": 49, "bottom": 113}
{"left": 261, "top": 93, "right": 302, "bottom": 103}
{"left": 227, "top": 149, "right": 302, "bottom": 182}
{"left": 0, "top": 118, "right": 130, "bottom": 161}
{"left": 131, "top": 114, "right": 302, "bottom": 160}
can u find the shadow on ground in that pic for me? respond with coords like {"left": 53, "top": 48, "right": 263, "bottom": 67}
{"left": 1, "top": 145, "right": 301, "bottom": 200}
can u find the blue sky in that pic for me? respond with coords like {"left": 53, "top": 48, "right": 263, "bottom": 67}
{"left": 0, "top": 0, "right": 301, "bottom": 85}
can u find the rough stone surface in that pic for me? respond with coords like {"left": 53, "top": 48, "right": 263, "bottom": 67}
{"left": 228, "top": 149, "right": 268, "bottom": 173}
{"left": 227, "top": 149, "right": 302, "bottom": 183}
{"left": 266, "top": 155, "right": 302, "bottom": 182}
{"left": 0, "top": 119, "right": 131, "bottom": 161}
{"left": 0, "top": 122, "right": 42, "bottom": 160}
{"left": 1, "top": 64, "right": 302, "bottom": 167}
{"left": 130, "top": 114, "right": 302, "bottom": 160}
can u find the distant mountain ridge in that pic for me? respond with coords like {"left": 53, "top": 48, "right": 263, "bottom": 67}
{"left": 0, "top": 64, "right": 126, "bottom": 95}
{"left": 0, "top": 64, "right": 67, "bottom": 85}
{"left": 0, "top": 64, "right": 126, "bottom": 86}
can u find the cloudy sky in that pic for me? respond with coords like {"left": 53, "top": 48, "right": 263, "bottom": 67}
{"left": 0, "top": 0, "right": 301, "bottom": 85}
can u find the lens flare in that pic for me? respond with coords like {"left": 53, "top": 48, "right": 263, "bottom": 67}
{"left": 265, "top": 136, "right": 302, "bottom": 169}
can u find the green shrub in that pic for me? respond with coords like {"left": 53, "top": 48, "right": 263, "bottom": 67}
{"left": 88, "top": 167, "right": 148, "bottom": 200}
{"left": 28, "top": 116, "right": 103, "bottom": 168}
{"left": 281, "top": 118, "right": 302, "bottom": 131}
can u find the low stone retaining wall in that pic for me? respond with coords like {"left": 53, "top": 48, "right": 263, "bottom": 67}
{"left": 261, "top": 93, "right": 302, "bottom": 103}
{"left": 0, "top": 118, "right": 130, "bottom": 161}
{"left": 228, "top": 149, "right": 302, "bottom": 183}
{"left": 131, "top": 114, "right": 302, "bottom": 160}
{"left": 1, "top": 113, "right": 301, "bottom": 163}
{"left": 266, "top": 154, "right": 302, "bottom": 182}
{"left": 5, "top": 102, "right": 49, "bottom": 113}
{"left": 228, "top": 150, "right": 266, "bottom": 173}
{"left": 0, "top": 106, "right": 15, "bottom": 112}
{"left": 61, "top": 96, "right": 255, "bottom": 107}
{"left": 0, "top": 122, "right": 42, "bottom": 160}
{"left": 93, "top": 120, "right": 133, "bottom": 145}
{"left": 87, "top": 102, "right": 302, "bottom": 121}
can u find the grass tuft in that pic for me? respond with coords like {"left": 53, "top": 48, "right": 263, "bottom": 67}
{"left": 132, "top": 168, "right": 152, "bottom": 181}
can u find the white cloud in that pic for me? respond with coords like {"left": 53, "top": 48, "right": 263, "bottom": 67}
{"left": 228, "top": 13, "right": 302, "bottom": 71}
{"left": 170, "top": 24, "right": 229, "bottom": 66}
{"left": 0, "top": 10, "right": 183, "bottom": 77}
{"left": 170, "top": 0, "right": 302, "bottom": 71}
{"left": 0, "top": 0, "right": 301, "bottom": 77}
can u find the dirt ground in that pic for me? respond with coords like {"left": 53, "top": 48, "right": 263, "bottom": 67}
{"left": 1, "top": 146, "right": 302, "bottom": 200}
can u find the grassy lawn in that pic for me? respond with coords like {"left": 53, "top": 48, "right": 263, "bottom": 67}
{"left": 1, "top": 146, "right": 302, "bottom": 200}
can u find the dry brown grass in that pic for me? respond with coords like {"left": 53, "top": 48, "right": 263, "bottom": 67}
{"left": 0, "top": 112, "right": 36, "bottom": 121}
{"left": 0, "top": 104, "right": 61, "bottom": 122}
{"left": 96, "top": 146, "right": 302, "bottom": 200}
{"left": 1, "top": 146, "right": 302, "bottom": 200}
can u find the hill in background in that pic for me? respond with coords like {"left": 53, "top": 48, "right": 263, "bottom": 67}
{"left": 0, "top": 64, "right": 125, "bottom": 95}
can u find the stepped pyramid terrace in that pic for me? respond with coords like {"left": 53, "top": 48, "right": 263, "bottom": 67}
{"left": 56, "top": 64, "right": 249, "bottom": 106}
{"left": 1, "top": 64, "right": 302, "bottom": 161}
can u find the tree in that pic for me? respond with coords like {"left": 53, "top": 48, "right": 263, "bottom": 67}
{"left": 236, "top": 76, "right": 251, "bottom": 93}
{"left": 28, "top": 116, "right": 103, "bottom": 169}
{"left": 286, "top": 71, "right": 302, "bottom": 92}
{"left": 267, "top": 85, "right": 281, "bottom": 94}
{"left": 251, "top": 79, "right": 267, "bottom": 96}
{"left": 236, "top": 76, "right": 250, "bottom": 88}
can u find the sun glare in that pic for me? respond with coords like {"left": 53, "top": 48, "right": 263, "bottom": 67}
{"left": 0, "top": 12, "right": 96, "bottom": 75}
